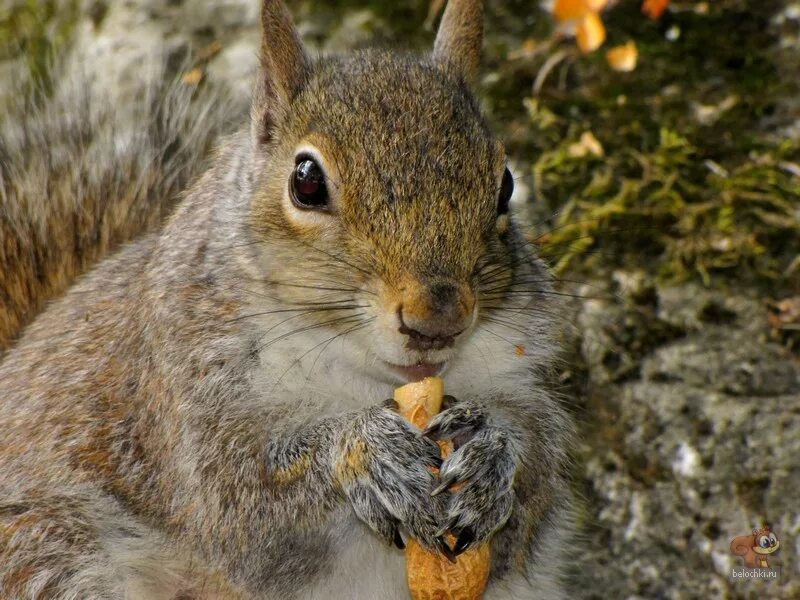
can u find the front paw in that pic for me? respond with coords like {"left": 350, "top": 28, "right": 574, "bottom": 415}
{"left": 339, "top": 407, "right": 454, "bottom": 557}
{"left": 424, "top": 401, "right": 518, "bottom": 554}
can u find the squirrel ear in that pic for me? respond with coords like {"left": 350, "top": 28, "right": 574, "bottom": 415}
{"left": 432, "top": 0, "right": 484, "bottom": 83}
{"left": 252, "top": 0, "right": 310, "bottom": 145}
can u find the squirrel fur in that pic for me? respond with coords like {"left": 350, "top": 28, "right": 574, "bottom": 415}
{"left": 0, "top": 59, "right": 237, "bottom": 354}
{"left": 0, "top": 1, "right": 573, "bottom": 598}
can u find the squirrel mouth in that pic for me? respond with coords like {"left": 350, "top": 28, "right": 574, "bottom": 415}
{"left": 387, "top": 361, "right": 445, "bottom": 382}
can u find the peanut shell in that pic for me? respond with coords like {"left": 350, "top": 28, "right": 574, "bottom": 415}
{"left": 393, "top": 377, "right": 490, "bottom": 600}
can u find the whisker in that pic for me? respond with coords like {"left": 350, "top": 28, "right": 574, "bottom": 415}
{"left": 475, "top": 324, "right": 520, "bottom": 348}
{"left": 224, "top": 305, "right": 366, "bottom": 325}
{"left": 292, "top": 237, "right": 373, "bottom": 278}
{"left": 229, "top": 283, "right": 362, "bottom": 305}
{"left": 480, "top": 316, "right": 534, "bottom": 338}
{"left": 256, "top": 314, "right": 365, "bottom": 354}
{"left": 481, "top": 289, "right": 613, "bottom": 301}
{"left": 269, "top": 319, "right": 373, "bottom": 390}
{"left": 248, "top": 279, "right": 377, "bottom": 297}
{"left": 308, "top": 319, "right": 374, "bottom": 379}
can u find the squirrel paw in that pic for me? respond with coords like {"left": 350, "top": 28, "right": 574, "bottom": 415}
{"left": 424, "top": 401, "right": 517, "bottom": 554}
{"left": 340, "top": 407, "right": 447, "bottom": 551}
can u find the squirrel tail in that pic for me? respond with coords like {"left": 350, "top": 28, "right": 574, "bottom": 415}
{"left": 0, "top": 61, "right": 238, "bottom": 352}
{"left": 730, "top": 535, "right": 752, "bottom": 556}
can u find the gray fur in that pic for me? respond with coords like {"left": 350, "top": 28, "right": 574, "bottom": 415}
{"left": 0, "top": 60, "right": 240, "bottom": 353}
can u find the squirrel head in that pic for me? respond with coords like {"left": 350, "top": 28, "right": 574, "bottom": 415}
{"left": 752, "top": 526, "right": 780, "bottom": 554}
{"left": 245, "top": 0, "right": 552, "bottom": 384}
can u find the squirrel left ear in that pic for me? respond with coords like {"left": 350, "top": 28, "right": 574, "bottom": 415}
{"left": 252, "top": 0, "right": 310, "bottom": 145}
{"left": 432, "top": 0, "right": 484, "bottom": 84}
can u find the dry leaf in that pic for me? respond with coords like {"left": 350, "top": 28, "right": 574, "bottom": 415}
{"left": 768, "top": 297, "right": 800, "bottom": 330}
{"left": 568, "top": 131, "right": 604, "bottom": 158}
{"left": 197, "top": 40, "right": 223, "bottom": 63}
{"left": 576, "top": 12, "right": 606, "bottom": 53}
{"left": 181, "top": 68, "right": 203, "bottom": 86}
{"left": 554, "top": 0, "right": 608, "bottom": 22}
{"left": 508, "top": 38, "right": 539, "bottom": 61}
{"left": 606, "top": 41, "right": 638, "bottom": 72}
{"left": 642, "top": 0, "right": 670, "bottom": 20}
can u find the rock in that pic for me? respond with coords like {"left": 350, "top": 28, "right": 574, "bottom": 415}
{"left": 323, "top": 9, "right": 386, "bottom": 53}
{"left": 574, "top": 282, "right": 800, "bottom": 599}
{"left": 205, "top": 33, "right": 260, "bottom": 111}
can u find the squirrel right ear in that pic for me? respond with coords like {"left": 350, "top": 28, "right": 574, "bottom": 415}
{"left": 432, "top": 0, "right": 484, "bottom": 84}
{"left": 252, "top": 0, "right": 310, "bottom": 145}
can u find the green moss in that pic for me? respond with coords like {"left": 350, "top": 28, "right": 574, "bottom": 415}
{"left": 481, "top": 0, "right": 800, "bottom": 293}
{"left": 0, "top": 0, "right": 81, "bottom": 94}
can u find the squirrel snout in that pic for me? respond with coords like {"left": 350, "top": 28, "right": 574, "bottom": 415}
{"left": 396, "top": 281, "right": 474, "bottom": 352}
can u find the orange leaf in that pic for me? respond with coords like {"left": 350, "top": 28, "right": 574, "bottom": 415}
{"left": 554, "top": 0, "right": 608, "bottom": 22}
{"left": 576, "top": 12, "right": 606, "bottom": 53}
{"left": 606, "top": 41, "right": 638, "bottom": 72}
{"left": 554, "top": 0, "right": 587, "bottom": 21}
{"left": 642, "top": 0, "right": 670, "bottom": 20}
{"left": 586, "top": 0, "right": 609, "bottom": 11}
{"left": 181, "top": 68, "right": 203, "bottom": 86}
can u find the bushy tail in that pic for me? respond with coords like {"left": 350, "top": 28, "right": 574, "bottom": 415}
{"left": 0, "top": 64, "right": 240, "bottom": 352}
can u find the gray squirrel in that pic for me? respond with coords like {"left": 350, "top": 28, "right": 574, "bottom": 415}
{"left": 0, "top": 1, "right": 573, "bottom": 598}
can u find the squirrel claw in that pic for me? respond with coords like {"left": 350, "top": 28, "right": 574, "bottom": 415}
{"left": 431, "top": 473, "right": 456, "bottom": 497}
{"left": 441, "top": 394, "right": 459, "bottom": 411}
{"left": 454, "top": 528, "right": 474, "bottom": 556}
{"left": 436, "top": 536, "right": 458, "bottom": 564}
{"left": 435, "top": 517, "right": 459, "bottom": 538}
{"left": 393, "top": 526, "right": 406, "bottom": 550}
{"left": 382, "top": 398, "right": 400, "bottom": 411}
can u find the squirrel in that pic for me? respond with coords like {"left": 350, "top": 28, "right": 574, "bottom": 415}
{"left": 730, "top": 526, "right": 780, "bottom": 569}
{"left": 0, "top": 56, "right": 238, "bottom": 356}
{"left": 0, "top": 1, "right": 573, "bottom": 599}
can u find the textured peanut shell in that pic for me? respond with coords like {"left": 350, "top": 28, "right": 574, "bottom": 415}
{"left": 394, "top": 377, "right": 490, "bottom": 600}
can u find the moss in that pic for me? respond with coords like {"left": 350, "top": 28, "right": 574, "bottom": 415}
{"left": 481, "top": 0, "right": 800, "bottom": 293}
{"left": 298, "top": 0, "right": 431, "bottom": 47}
{"left": 0, "top": 0, "right": 81, "bottom": 94}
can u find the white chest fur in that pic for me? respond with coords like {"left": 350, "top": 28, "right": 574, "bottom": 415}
{"left": 300, "top": 517, "right": 409, "bottom": 600}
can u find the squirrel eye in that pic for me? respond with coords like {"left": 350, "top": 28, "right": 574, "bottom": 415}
{"left": 290, "top": 158, "right": 329, "bottom": 209}
{"left": 497, "top": 167, "right": 514, "bottom": 215}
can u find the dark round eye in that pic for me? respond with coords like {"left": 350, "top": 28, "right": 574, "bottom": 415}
{"left": 497, "top": 167, "right": 514, "bottom": 215}
{"left": 290, "top": 157, "right": 329, "bottom": 209}
{"left": 759, "top": 536, "right": 770, "bottom": 548}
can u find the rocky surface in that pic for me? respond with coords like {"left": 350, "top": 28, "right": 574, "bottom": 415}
{"left": 2, "top": 0, "right": 799, "bottom": 597}
{"left": 570, "top": 277, "right": 799, "bottom": 598}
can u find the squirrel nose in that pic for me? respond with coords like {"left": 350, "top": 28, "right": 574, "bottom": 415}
{"left": 397, "top": 281, "right": 474, "bottom": 351}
